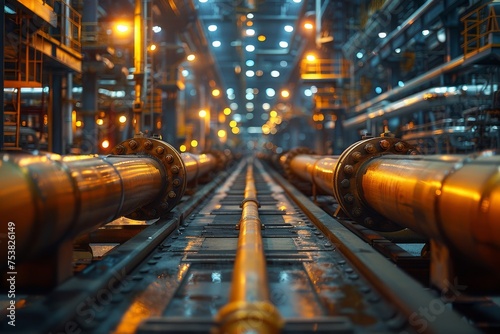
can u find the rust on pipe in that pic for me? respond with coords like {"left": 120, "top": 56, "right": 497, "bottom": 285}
{"left": 216, "top": 158, "right": 283, "bottom": 334}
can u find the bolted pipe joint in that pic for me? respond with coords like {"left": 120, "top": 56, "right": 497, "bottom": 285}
{"left": 332, "top": 137, "right": 418, "bottom": 231}
{"left": 111, "top": 136, "right": 187, "bottom": 220}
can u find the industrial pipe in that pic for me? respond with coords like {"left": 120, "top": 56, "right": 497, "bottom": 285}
{"left": 0, "top": 137, "right": 222, "bottom": 262}
{"left": 216, "top": 159, "right": 283, "bottom": 333}
{"left": 282, "top": 137, "right": 500, "bottom": 274}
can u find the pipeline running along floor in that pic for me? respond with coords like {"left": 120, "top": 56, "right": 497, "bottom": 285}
{"left": 2, "top": 158, "right": 479, "bottom": 333}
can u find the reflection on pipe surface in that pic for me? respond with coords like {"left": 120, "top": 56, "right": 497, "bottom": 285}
{"left": 0, "top": 137, "right": 225, "bottom": 262}
{"left": 282, "top": 137, "right": 500, "bottom": 275}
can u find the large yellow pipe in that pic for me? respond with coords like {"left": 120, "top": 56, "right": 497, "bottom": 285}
{"left": 360, "top": 152, "right": 500, "bottom": 274}
{"left": 0, "top": 137, "right": 224, "bottom": 262}
{"left": 283, "top": 137, "right": 500, "bottom": 274}
{"left": 216, "top": 159, "right": 283, "bottom": 333}
{"left": 0, "top": 153, "right": 165, "bottom": 262}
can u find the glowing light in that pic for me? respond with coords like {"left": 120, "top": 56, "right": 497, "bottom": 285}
{"left": 212, "top": 89, "right": 221, "bottom": 97}
{"left": 212, "top": 40, "right": 221, "bottom": 47}
{"left": 246, "top": 29, "right": 255, "bottom": 36}
{"left": 187, "top": 54, "right": 196, "bottom": 61}
{"left": 245, "top": 45, "right": 255, "bottom": 52}
{"left": 101, "top": 139, "right": 110, "bottom": 149}
{"left": 223, "top": 107, "right": 232, "bottom": 115}
{"left": 199, "top": 109, "right": 207, "bottom": 118}
{"left": 281, "top": 90, "right": 290, "bottom": 98}
{"left": 217, "top": 130, "right": 226, "bottom": 138}
{"left": 179, "top": 144, "right": 187, "bottom": 152}
{"left": 306, "top": 54, "right": 316, "bottom": 61}
{"left": 149, "top": 44, "right": 157, "bottom": 51}
{"left": 279, "top": 41, "right": 288, "bottom": 48}
{"left": 75, "top": 120, "right": 83, "bottom": 127}
{"left": 152, "top": 26, "right": 162, "bottom": 33}
{"left": 208, "top": 24, "right": 217, "bottom": 32}
{"left": 304, "top": 22, "right": 313, "bottom": 30}
{"left": 246, "top": 60, "right": 254, "bottom": 67}
{"left": 191, "top": 140, "right": 198, "bottom": 147}
{"left": 258, "top": 35, "right": 266, "bottom": 42}
{"left": 284, "top": 25, "right": 293, "bottom": 32}
{"left": 266, "top": 88, "right": 275, "bottom": 97}
{"left": 229, "top": 120, "right": 237, "bottom": 128}
{"left": 378, "top": 32, "right": 387, "bottom": 38}
{"left": 270, "top": 110, "right": 278, "bottom": 118}
{"left": 96, "top": 118, "right": 104, "bottom": 126}
{"left": 231, "top": 127, "right": 240, "bottom": 134}
{"left": 271, "top": 70, "right": 280, "bottom": 77}
{"left": 115, "top": 24, "right": 130, "bottom": 34}
{"left": 247, "top": 13, "right": 254, "bottom": 19}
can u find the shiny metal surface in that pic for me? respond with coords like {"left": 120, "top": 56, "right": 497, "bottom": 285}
{"left": 181, "top": 152, "right": 218, "bottom": 182}
{"left": 289, "top": 154, "right": 338, "bottom": 194}
{"left": 282, "top": 137, "right": 500, "bottom": 274}
{"left": 0, "top": 152, "right": 163, "bottom": 261}
{"left": 217, "top": 159, "right": 283, "bottom": 333}
{"left": 360, "top": 152, "right": 500, "bottom": 274}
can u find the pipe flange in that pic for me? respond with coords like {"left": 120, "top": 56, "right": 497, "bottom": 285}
{"left": 111, "top": 137, "right": 187, "bottom": 220}
{"left": 333, "top": 137, "right": 418, "bottom": 231}
{"left": 283, "top": 147, "right": 314, "bottom": 181}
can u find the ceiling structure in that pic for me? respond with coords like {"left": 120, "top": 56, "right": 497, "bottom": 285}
{"left": 194, "top": 0, "right": 311, "bottom": 129}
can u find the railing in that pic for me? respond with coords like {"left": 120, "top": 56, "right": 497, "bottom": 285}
{"left": 461, "top": 1, "right": 500, "bottom": 58}
{"left": 37, "top": 0, "right": 81, "bottom": 54}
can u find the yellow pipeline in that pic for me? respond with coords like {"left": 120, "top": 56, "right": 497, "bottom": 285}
{"left": 216, "top": 159, "right": 283, "bottom": 334}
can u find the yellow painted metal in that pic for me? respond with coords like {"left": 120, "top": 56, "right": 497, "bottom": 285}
{"left": 216, "top": 159, "right": 283, "bottom": 334}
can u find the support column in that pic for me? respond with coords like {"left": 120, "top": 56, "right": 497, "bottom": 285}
{"left": 162, "top": 88, "right": 178, "bottom": 145}
{"left": 49, "top": 72, "right": 63, "bottom": 154}
{"left": 0, "top": 0, "right": 4, "bottom": 149}
{"left": 81, "top": 0, "right": 98, "bottom": 153}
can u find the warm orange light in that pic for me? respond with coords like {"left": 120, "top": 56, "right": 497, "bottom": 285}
{"left": 149, "top": 44, "right": 157, "bottom": 51}
{"left": 119, "top": 115, "right": 127, "bottom": 123}
{"left": 217, "top": 129, "right": 226, "bottom": 138}
{"left": 187, "top": 54, "right": 196, "bottom": 61}
{"left": 258, "top": 35, "right": 266, "bottom": 42}
{"left": 212, "top": 89, "right": 221, "bottom": 97}
{"left": 199, "top": 109, "right": 207, "bottom": 118}
{"left": 304, "top": 22, "right": 313, "bottom": 30}
{"left": 101, "top": 139, "right": 110, "bottom": 149}
{"left": 115, "top": 23, "right": 131, "bottom": 34}
{"left": 270, "top": 110, "right": 277, "bottom": 118}
{"left": 191, "top": 139, "right": 198, "bottom": 147}
{"left": 246, "top": 21, "right": 253, "bottom": 27}
{"left": 223, "top": 107, "right": 231, "bottom": 115}
{"left": 281, "top": 90, "right": 290, "bottom": 98}
{"left": 96, "top": 118, "right": 104, "bottom": 126}
{"left": 231, "top": 127, "right": 240, "bottom": 134}
{"left": 75, "top": 120, "right": 83, "bottom": 127}
{"left": 306, "top": 54, "right": 316, "bottom": 61}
